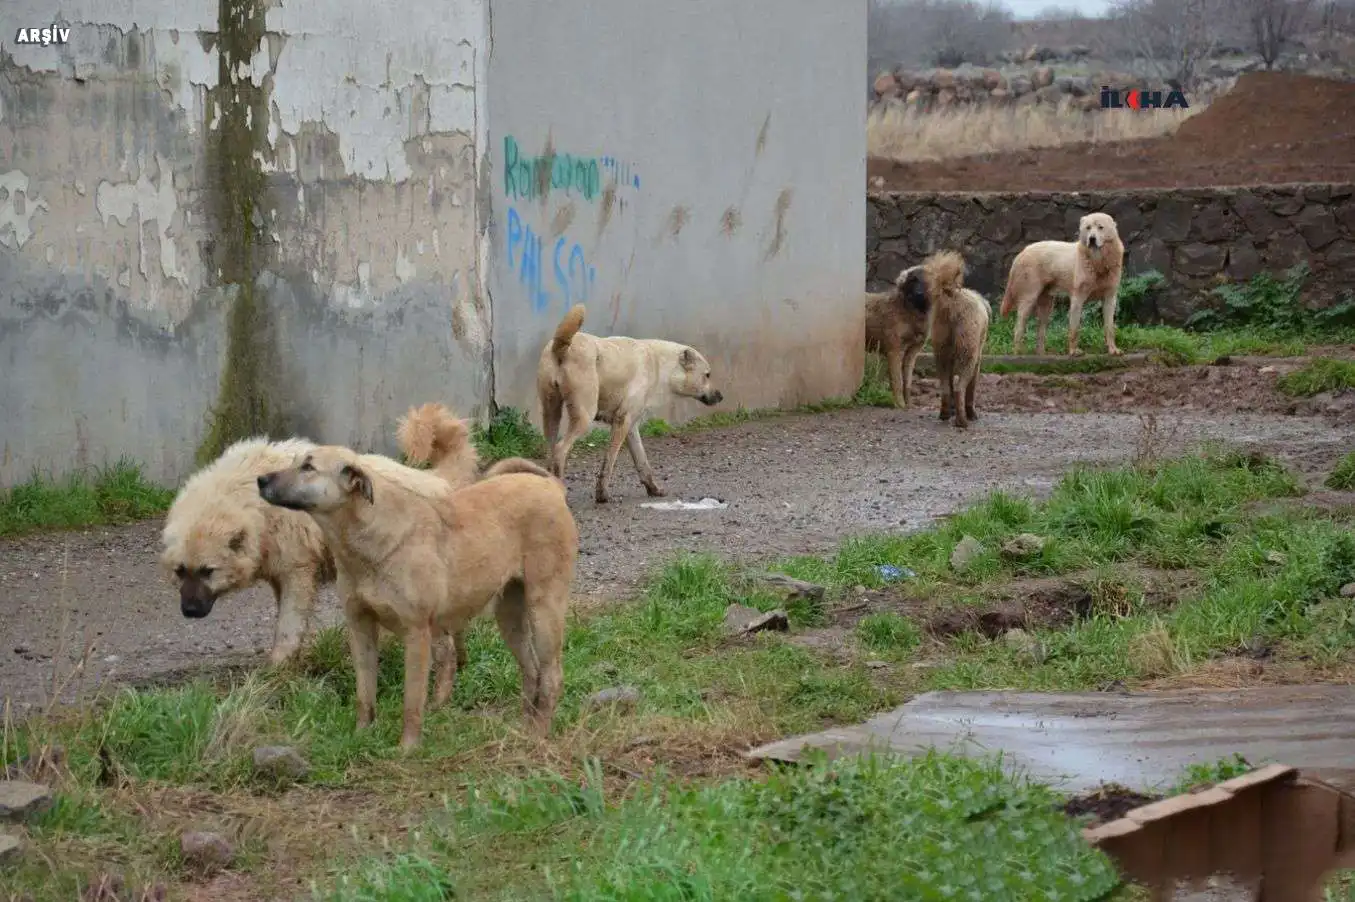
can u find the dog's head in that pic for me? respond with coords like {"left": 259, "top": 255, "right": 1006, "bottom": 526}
{"left": 669, "top": 347, "right": 724, "bottom": 407}
{"left": 160, "top": 506, "right": 262, "bottom": 620}
{"left": 895, "top": 264, "right": 931, "bottom": 315}
{"left": 257, "top": 446, "right": 374, "bottom": 515}
{"left": 1079, "top": 212, "right": 1119, "bottom": 252}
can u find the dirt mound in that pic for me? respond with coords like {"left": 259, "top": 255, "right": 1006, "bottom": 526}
{"left": 1062, "top": 785, "right": 1161, "bottom": 826}
{"left": 869, "top": 72, "right": 1355, "bottom": 192}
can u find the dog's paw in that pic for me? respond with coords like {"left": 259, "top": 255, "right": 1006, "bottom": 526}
{"left": 1108, "top": 347, "right": 1124, "bottom": 357}
{"left": 594, "top": 491, "right": 611, "bottom": 504}
{"left": 645, "top": 484, "right": 667, "bottom": 498}
{"left": 966, "top": 409, "right": 979, "bottom": 421}
{"left": 954, "top": 419, "right": 970, "bottom": 430}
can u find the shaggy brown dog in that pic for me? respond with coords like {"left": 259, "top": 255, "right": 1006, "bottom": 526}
{"left": 162, "top": 407, "right": 480, "bottom": 666}
{"left": 864, "top": 265, "right": 932, "bottom": 409}
{"left": 999, "top": 211, "right": 1125, "bottom": 357}
{"left": 257, "top": 445, "right": 578, "bottom": 750}
{"left": 537, "top": 304, "right": 724, "bottom": 503}
{"left": 897, "top": 251, "right": 992, "bottom": 429}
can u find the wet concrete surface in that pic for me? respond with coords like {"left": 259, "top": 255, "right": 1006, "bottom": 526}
{"left": 2, "top": 401, "right": 1353, "bottom": 712}
{"left": 747, "top": 685, "right": 1355, "bottom": 794}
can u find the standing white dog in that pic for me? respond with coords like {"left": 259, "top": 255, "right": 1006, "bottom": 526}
{"left": 1000, "top": 211, "right": 1126, "bottom": 357}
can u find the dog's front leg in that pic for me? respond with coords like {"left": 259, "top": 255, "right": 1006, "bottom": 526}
{"left": 400, "top": 624, "right": 434, "bottom": 751}
{"left": 1102, "top": 292, "right": 1122, "bottom": 355}
{"left": 267, "top": 572, "right": 316, "bottom": 666}
{"left": 1066, "top": 293, "right": 1087, "bottom": 356}
{"left": 347, "top": 611, "right": 381, "bottom": 731}
{"left": 625, "top": 423, "right": 665, "bottom": 497}
{"left": 595, "top": 415, "right": 633, "bottom": 503}
{"left": 901, "top": 342, "right": 924, "bottom": 409}
{"left": 432, "top": 628, "right": 468, "bottom": 708}
{"left": 886, "top": 347, "right": 905, "bottom": 408}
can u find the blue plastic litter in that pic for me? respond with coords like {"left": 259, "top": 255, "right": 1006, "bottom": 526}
{"left": 876, "top": 564, "right": 916, "bottom": 582}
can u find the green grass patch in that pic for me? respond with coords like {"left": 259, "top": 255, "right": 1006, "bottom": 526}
{"left": 0, "top": 459, "right": 175, "bottom": 538}
{"left": 1278, "top": 357, "right": 1355, "bottom": 398}
{"left": 471, "top": 406, "right": 548, "bottom": 462}
{"left": 1328, "top": 452, "right": 1355, "bottom": 491}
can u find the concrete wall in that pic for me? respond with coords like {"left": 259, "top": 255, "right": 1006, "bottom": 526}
{"left": 867, "top": 184, "right": 1355, "bottom": 324}
{"left": 486, "top": 0, "right": 867, "bottom": 425}
{"left": 1, "top": 0, "right": 490, "bottom": 486}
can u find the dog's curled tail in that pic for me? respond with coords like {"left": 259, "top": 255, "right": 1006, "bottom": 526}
{"left": 397, "top": 402, "right": 479, "bottom": 484}
{"left": 483, "top": 457, "right": 555, "bottom": 481}
{"left": 924, "top": 250, "right": 966, "bottom": 297}
{"left": 552, "top": 304, "right": 586, "bottom": 363}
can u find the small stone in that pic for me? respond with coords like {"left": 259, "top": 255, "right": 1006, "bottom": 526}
{"left": 1000, "top": 533, "right": 1046, "bottom": 560}
{"left": 0, "top": 781, "right": 52, "bottom": 822}
{"left": 1264, "top": 550, "right": 1287, "bottom": 566}
{"left": 865, "top": 660, "right": 889, "bottom": 670}
{"left": 1259, "top": 365, "right": 1277, "bottom": 375}
{"left": 951, "top": 536, "right": 985, "bottom": 572}
{"left": 723, "top": 603, "right": 763, "bottom": 634}
{"left": 1002, "top": 628, "right": 1047, "bottom": 664}
{"left": 251, "top": 746, "right": 309, "bottom": 782}
{"left": 1340, "top": 583, "right": 1355, "bottom": 598}
{"left": 743, "top": 609, "right": 790, "bottom": 634}
{"left": 585, "top": 686, "right": 641, "bottom": 712}
{"left": 0, "top": 832, "right": 20, "bottom": 863}
{"left": 180, "top": 831, "right": 234, "bottom": 874}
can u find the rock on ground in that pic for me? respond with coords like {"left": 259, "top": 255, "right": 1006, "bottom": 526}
{"left": 0, "top": 781, "right": 52, "bottom": 822}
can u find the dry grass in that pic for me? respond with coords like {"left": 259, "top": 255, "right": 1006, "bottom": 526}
{"left": 866, "top": 101, "right": 1203, "bottom": 163}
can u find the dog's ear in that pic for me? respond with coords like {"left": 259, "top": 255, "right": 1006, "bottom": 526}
{"left": 341, "top": 465, "right": 374, "bottom": 504}
{"left": 228, "top": 529, "right": 248, "bottom": 553}
{"left": 679, "top": 348, "right": 699, "bottom": 371}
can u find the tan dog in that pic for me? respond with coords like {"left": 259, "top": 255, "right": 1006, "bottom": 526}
{"left": 257, "top": 445, "right": 578, "bottom": 750}
{"left": 865, "top": 265, "right": 933, "bottom": 409}
{"left": 1000, "top": 211, "right": 1125, "bottom": 357}
{"left": 898, "top": 251, "right": 991, "bottom": 430}
{"left": 161, "top": 405, "right": 481, "bottom": 668}
{"left": 538, "top": 304, "right": 724, "bottom": 503}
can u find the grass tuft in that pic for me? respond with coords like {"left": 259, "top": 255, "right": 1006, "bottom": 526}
{"left": 472, "top": 407, "right": 548, "bottom": 462}
{"left": 1277, "top": 358, "right": 1355, "bottom": 398}
{"left": 0, "top": 459, "right": 175, "bottom": 538}
{"left": 1328, "top": 453, "right": 1355, "bottom": 491}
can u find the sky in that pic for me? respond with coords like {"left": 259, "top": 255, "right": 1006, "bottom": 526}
{"left": 1003, "top": 0, "right": 1114, "bottom": 17}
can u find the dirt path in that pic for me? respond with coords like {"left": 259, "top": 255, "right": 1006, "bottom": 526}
{"left": 4, "top": 363, "right": 1353, "bottom": 711}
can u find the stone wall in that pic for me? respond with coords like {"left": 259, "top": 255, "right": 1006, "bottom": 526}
{"left": 867, "top": 184, "right": 1355, "bottom": 324}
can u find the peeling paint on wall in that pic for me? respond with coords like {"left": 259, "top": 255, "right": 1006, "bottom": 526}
{"left": 0, "top": 170, "right": 48, "bottom": 249}
{"left": 94, "top": 154, "right": 189, "bottom": 288}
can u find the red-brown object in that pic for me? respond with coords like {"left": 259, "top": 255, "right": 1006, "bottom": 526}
{"left": 1084, "top": 764, "right": 1355, "bottom": 901}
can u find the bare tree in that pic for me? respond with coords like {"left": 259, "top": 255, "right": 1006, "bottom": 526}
{"left": 1108, "top": 0, "right": 1230, "bottom": 89}
{"left": 869, "top": 0, "right": 1015, "bottom": 71}
{"left": 1235, "top": 0, "right": 1312, "bottom": 67}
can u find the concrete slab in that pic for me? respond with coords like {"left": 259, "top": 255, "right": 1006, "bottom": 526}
{"left": 746, "top": 685, "right": 1355, "bottom": 795}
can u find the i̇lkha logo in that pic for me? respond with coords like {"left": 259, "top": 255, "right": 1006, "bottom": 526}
{"left": 1100, "top": 85, "right": 1190, "bottom": 110}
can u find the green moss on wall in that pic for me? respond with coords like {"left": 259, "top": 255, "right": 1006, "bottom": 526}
{"left": 197, "top": 0, "right": 287, "bottom": 465}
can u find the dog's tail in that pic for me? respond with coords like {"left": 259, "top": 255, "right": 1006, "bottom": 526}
{"left": 396, "top": 402, "right": 480, "bottom": 487}
{"left": 924, "top": 250, "right": 966, "bottom": 298}
{"left": 552, "top": 304, "right": 586, "bottom": 363}
{"left": 482, "top": 457, "right": 555, "bottom": 481}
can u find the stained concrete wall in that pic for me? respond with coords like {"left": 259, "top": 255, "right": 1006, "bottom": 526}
{"left": 867, "top": 185, "right": 1355, "bottom": 325}
{"left": 1, "top": 0, "right": 490, "bottom": 486}
{"left": 486, "top": 0, "right": 867, "bottom": 425}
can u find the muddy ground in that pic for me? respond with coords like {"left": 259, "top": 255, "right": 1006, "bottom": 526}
{"left": 869, "top": 71, "right": 1355, "bottom": 192}
{"left": 3, "top": 360, "right": 1354, "bottom": 711}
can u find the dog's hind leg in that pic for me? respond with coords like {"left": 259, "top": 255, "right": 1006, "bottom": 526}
{"left": 1102, "top": 291, "right": 1123, "bottom": 355}
{"left": 625, "top": 422, "right": 665, "bottom": 497}
{"left": 521, "top": 587, "right": 566, "bottom": 738}
{"left": 953, "top": 353, "right": 979, "bottom": 429}
{"left": 541, "top": 386, "right": 564, "bottom": 460}
{"left": 347, "top": 608, "right": 381, "bottom": 731}
{"left": 432, "top": 628, "right": 468, "bottom": 708}
{"left": 964, "top": 355, "right": 981, "bottom": 424}
{"left": 493, "top": 583, "right": 541, "bottom": 724}
{"left": 594, "top": 414, "right": 633, "bottom": 504}
{"left": 1011, "top": 300, "right": 1031, "bottom": 356}
{"left": 267, "top": 572, "right": 316, "bottom": 666}
{"left": 935, "top": 348, "right": 955, "bottom": 422}
{"left": 1034, "top": 290, "right": 1056, "bottom": 356}
{"left": 550, "top": 396, "right": 597, "bottom": 481}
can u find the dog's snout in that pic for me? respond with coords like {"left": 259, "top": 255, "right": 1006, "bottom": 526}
{"left": 257, "top": 474, "right": 271, "bottom": 492}
{"left": 701, "top": 390, "right": 724, "bottom": 406}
